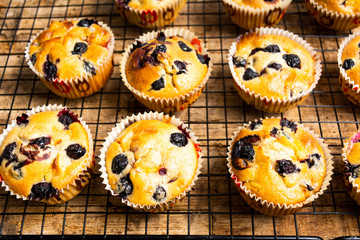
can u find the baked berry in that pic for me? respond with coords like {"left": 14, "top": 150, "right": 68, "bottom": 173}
{"left": 31, "top": 53, "right": 37, "bottom": 65}
{"left": 270, "top": 127, "right": 279, "bottom": 137}
{"left": 243, "top": 68, "right": 259, "bottom": 80}
{"left": 280, "top": 118, "right": 297, "bottom": 133}
{"left": 28, "top": 182, "right": 58, "bottom": 200}
{"left": 174, "top": 60, "right": 187, "bottom": 74}
{"left": 30, "top": 137, "right": 51, "bottom": 149}
{"left": 66, "top": 144, "right": 86, "bottom": 160}
{"left": 111, "top": 153, "right": 128, "bottom": 174}
{"left": 303, "top": 153, "right": 321, "bottom": 168}
{"left": 267, "top": 62, "right": 282, "bottom": 70}
{"left": 13, "top": 159, "right": 32, "bottom": 170}
{"left": 16, "top": 113, "right": 29, "bottom": 126}
{"left": 233, "top": 56, "right": 246, "bottom": 68}
{"left": 131, "top": 41, "right": 144, "bottom": 53}
{"left": 249, "top": 45, "right": 280, "bottom": 56}
{"left": 153, "top": 186, "right": 167, "bottom": 201}
{"left": 178, "top": 41, "right": 192, "bottom": 52}
{"left": 196, "top": 53, "right": 210, "bottom": 66}
{"left": 159, "top": 168, "right": 167, "bottom": 176}
{"left": 306, "top": 184, "right": 314, "bottom": 191}
{"left": 77, "top": 18, "right": 96, "bottom": 27}
{"left": 345, "top": 160, "right": 360, "bottom": 178}
{"left": 43, "top": 60, "right": 57, "bottom": 81}
{"left": 342, "top": 59, "right": 355, "bottom": 70}
{"left": 248, "top": 119, "right": 263, "bottom": 130}
{"left": 84, "top": 60, "right": 96, "bottom": 75}
{"left": 283, "top": 54, "right": 301, "bottom": 69}
{"left": 155, "top": 44, "right": 167, "bottom": 53}
{"left": 170, "top": 133, "right": 188, "bottom": 147}
{"left": 156, "top": 32, "right": 166, "bottom": 42}
{"left": 118, "top": 175, "right": 133, "bottom": 199}
{"left": 0, "top": 142, "right": 17, "bottom": 165}
{"left": 72, "top": 42, "right": 88, "bottom": 55}
{"left": 231, "top": 135, "right": 260, "bottom": 170}
{"left": 57, "top": 109, "right": 79, "bottom": 130}
{"left": 151, "top": 77, "right": 165, "bottom": 90}
{"left": 275, "top": 159, "right": 300, "bottom": 177}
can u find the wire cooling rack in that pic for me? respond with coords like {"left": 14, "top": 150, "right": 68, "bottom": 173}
{"left": 0, "top": 0, "right": 360, "bottom": 239}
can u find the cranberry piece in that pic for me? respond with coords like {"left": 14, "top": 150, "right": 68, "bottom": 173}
{"left": 156, "top": 32, "right": 166, "bottom": 42}
{"left": 66, "top": 144, "right": 86, "bottom": 160}
{"left": 77, "top": 18, "right": 97, "bottom": 27}
{"left": 16, "top": 113, "right": 29, "bottom": 126}
{"left": 248, "top": 119, "right": 263, "bottom": 130}
{"left": 174, "top": 60, "right": 187, "bottom": 74}
{"left": 170, "top": 133, "right": 188, "bottom": 147}
{"left": 267, "top": 62, "right": 282, "bottom": 70}
{"left": 30, "top": 53, "right": 37, "bottom": 65}
{"left": 153, "top": 186, "right": 166, "bottom": 201}
{"left": 275, "top": 159, "right": 300, "bottom": 177}
{"left": 342, "top": 59, "right": 355, "bottom": 70}
{"left": 233, "top": 56, "right": 246, "bottom": 68}
{"left": 30, "top": 137, "right": 50, "bottom": 149}
{"left": 57, "top": 109, "right": 79, "bottom": 130}
{"left": 243, "top": 68, "right": 259, "bottom": 80}
{"left": 28, "top": 182, "right": 59, "bottom": 201}
{"left": 43, "top": 60, "right": 57, "bottom": 81}
{"left": 283, "top": 54, "right": 301, "bottom": 69}
{"left": 196, "top": 53, "right": 210, "bottom": 66}
{"left": 178, "top": 41, "right": 192, "bottom": 52}
{"left": 159, "top": 168, "right": 167, "bottom": 175}
{"left": 111, "top": 153, "right": 128, "bottom": 174}
{"left": 118, "top": 175, "right": 133, "bottom": 199}
{"left": 280, "top": 118, "right": 297, "bottom": 133}
{"left": 151, "top": 77, "right": 165, "bottom": 91}
{"left": 84, "top": 60, "right": 96, "bottom": 75}
{"left": 72, "top": 42, "right": 88, "bottom": 55}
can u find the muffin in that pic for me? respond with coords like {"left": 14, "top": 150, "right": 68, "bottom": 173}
{"left": 99, "top": 112, "right": 202, "bottom": 211}
{"left": 227, "top": 118, "right": 333, "bottom": 216}
{"left": 115, "top": 0, "right": 186, "bottom": 28}
{"left": 228, "top": 27, "right": 321, "bottom": 113}
{"left": 305, "top": 0, "right": 360, "bottom": 31}
{"left": 25, "top": 18, "right": 114, "bottom": 98}
{"left": 121, "top": 28, "right": 212, "bottom": 113}
{"left": 338, "top": 32, "right": 360, "bottom": 105}
{"left": 222, "top": 0, "right": 292, "bottom": 29}
{"left": 342, "top": 130, "right": 360, "bottom": 205}
{"left": 0, "top": 105, "right": 94, "bottom": 204}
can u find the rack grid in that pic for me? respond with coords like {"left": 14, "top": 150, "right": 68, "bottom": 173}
{"left": 0, "top": 0, "right": 360, "bottom": 239}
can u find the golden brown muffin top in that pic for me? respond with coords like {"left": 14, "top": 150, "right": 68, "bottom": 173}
{"left": 230, "top": 118, "right": 326, "bottom": 205}
{"left": 29, "top": 18, "right": 112, "bottom": 82}
{"left": 230, "top": 0, "right": 291, "bottom": 9}
{"left": 312, "top": 0, "right": 360, "bottom": 15}
{"left": 105, "top": 120, "right": 199, "bottom": 206}
{"left": 116, "top": 0, "right": 177, "bottom": 10}
{"left": 232, "top": 33, "right": 316, "bottom": 100}
{"left": 125, "top": 32, "right": 210, "bottom": 99}
{"left": 340, "top": 35, "right": 360, "bottom": 85}
{"left": 344, "top": 132, "right": 360, "bottom": 186}
{"left": 0, "top": 109, "right": 91, "bottom": 201}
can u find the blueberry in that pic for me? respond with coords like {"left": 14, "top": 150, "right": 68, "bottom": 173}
{"left": 345, "top": 160, "right": 360, "bottom": 178}
{"left": 270, "top": 127, "right": 279, "bottom": 138}
{"left": 30, "top": 137, "right": 51, "bottom": 149}
{"left": 306, "top": 184, "right": 314, "bottom": 191}
{"left": 151, "top": 77, "right": 165, "bottom": 91}
{"left": 342, "top": 59, "right": 355, "bottom": 70}
{"left": 155, "top": 44, "right": 167, "bottom": 53}
{"left": 16, "top": 113, "right": 29, "bottom": 126}
{"left": 156, "top": 32, "right": 166, "bottom": 42}
{"left": 72, "top": 42, "right": 88, "bottom": 55}
{"left": 248, "top": 119, "right": 263, "bottom": 130}
{"left": 43, "top": 60, "right": 57, "bottom": 81}
{"left": 276, "top": 159, "right": 300, "bottom": 177}
{"left": 196, "top": 53, "right": 210, "bottom": 66}
{"left": 159, "top": 168, "right": 167, "bottom": 176}
{"left": 243, "top": 68, "right": 259, "bottom": 80}
{"left": 66, "top": 144, "right": 86, "bottom": 160}
{"left": 240, "top": 135, "right": 261, "bottom": 145}
{"left": 267, "top": 62, "right": 282, "bottom": 70}
{"left": 358, "top": 42, "right": 360, "bottom": 48}
{"left": 264, "top": 0, "right": 277, "bottom": 2}
{"left": 77, "top": 18, "right": 96, "bottom": 27}
{"left": 233, "top": 56, "right": 246, "bottom": 68}
{"left": 118, "top": 175, "right": 133, "bottom": 199}
{"left": 111, "top": 153, "right": 128, "bottom": 174}
{"left": 302, "top": 153, "right": 321, "bottom": 168}
{"left": 341, "top": 0, "right": 346, "bottom": 5}
{"left": 231, "top": 135, "right": 260, "bottom": 170}
{"left": 178, "top": 41, "right": 192, "bottom": 52}
{"left": 170, "top": 133, "right": 188, "bottom": 147}
{"left": 249, "top": 48, "right": 263, "bottom": 56}
{"left": 280, "top": 118, "right": 297, "bottom": 133}
{"left": 174, "top": 60, "right": 187, "bottom": 74}
{"left": 153, "top": 186, "right": 166, "bottom": 201}
{"left": 283, "top": 54, "right": 301, "bottom": 69}
{"left": 28, "top": 182, "right": 58, "bottom": 200}
{"left": 57, "top": 109, "right": 79, "bottom": 130}
{"left": 84, "top": 60, "right": 96, "bottom": 75}
{"left": 264, "top": 45, "right": 280, "bottom": 53}
{"left": 31, "top": 53, "right": 37, "bottom": 65}
{"left": 0, "top": 142, "right": 17, "bottom": 165}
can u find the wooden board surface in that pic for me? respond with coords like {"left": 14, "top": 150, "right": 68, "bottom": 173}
{"left": 0, "top": 0, "right": 360, "bottom": 239}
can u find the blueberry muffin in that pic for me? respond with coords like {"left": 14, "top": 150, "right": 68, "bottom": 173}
{"left": 0, "top": 106, "right": 94, "bottom": 204}
{"left": 100, "top": 113, "right": 202, "bottom": 211}
{"left": 229, "top": 28, "right": 320, "bottom": 113}
{"left": 227, "top": 118, "right": 332, "bottom": 216}
{"left": 305, "top": 0, "right": 360, "bottom": 30}
{"left": 222, "top": 0, "right": 292, "bottom": 29}
{"left": 26, "top": 18, "right": 114, "bottom": 98}
{"left": 338, "top": 32, "right": 360, "bottom": 105}
{"left": 121, "top": 29, "right": 212, "bottom": 113}
{"left": 115, "top": 0, "right": 186, "bottom": 28}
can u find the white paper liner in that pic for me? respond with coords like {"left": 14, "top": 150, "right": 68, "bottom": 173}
{"left": 337, "top": 31, "right": 360, "bottom": 106}
{"left": 0, "top": 104, "right": 94, "bottom": 205}
{"left": 115, "top": 0, "right": 186, "bottom": 28}
{"left": 227, "top": 117, "right": 334, "bottom": 216}
{"left": 228, "top": 27, "right": 322, "bottom": 113}
{"left": 24, "top": 18, "right": 115, "bottom": 99}
{"left": 342, "top": 131, "right": 360, "bottom": 205}
{"left": 222, "top": 0, "right": 292, "bottom": 29}
{"left": 120, "top": 28, "right": 213, "bottom": 113}
{"left": 305, "top": 0, "right": 360, "bottom": 31}
{"left": 99, "top": 111, "right": 203, "bottom": 212}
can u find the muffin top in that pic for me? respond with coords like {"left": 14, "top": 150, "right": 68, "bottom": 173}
{"left": 29, "top": 18, "right": 113, "bottom": 82}
{"left": 0, "top": 109, "right": 92, "bottom": 201}
{"left": 312, "top": 0, "right": 360, "bottom": 15}
{"left": 232, "top": 33, "right": 316, "bottom": 100}
{"left": 344, "top": 132, "right": 360, "bottom": 186}
{"left": 340, "top": 35, "right": 360, "bottom": 85}
{"left": 229, "top": 118, "right": 326, "bottom": 205}
{"left": 117, "top": 0, "right": 177, "bottom": 10}
{"left": 125, "top": 32, "right": 210, "bottom": 99}
{"left": 105, "top": 119, "right": 199, "bottom": 206}
{"left": 230, "top": 0, "right": 291, "bottom": 9}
